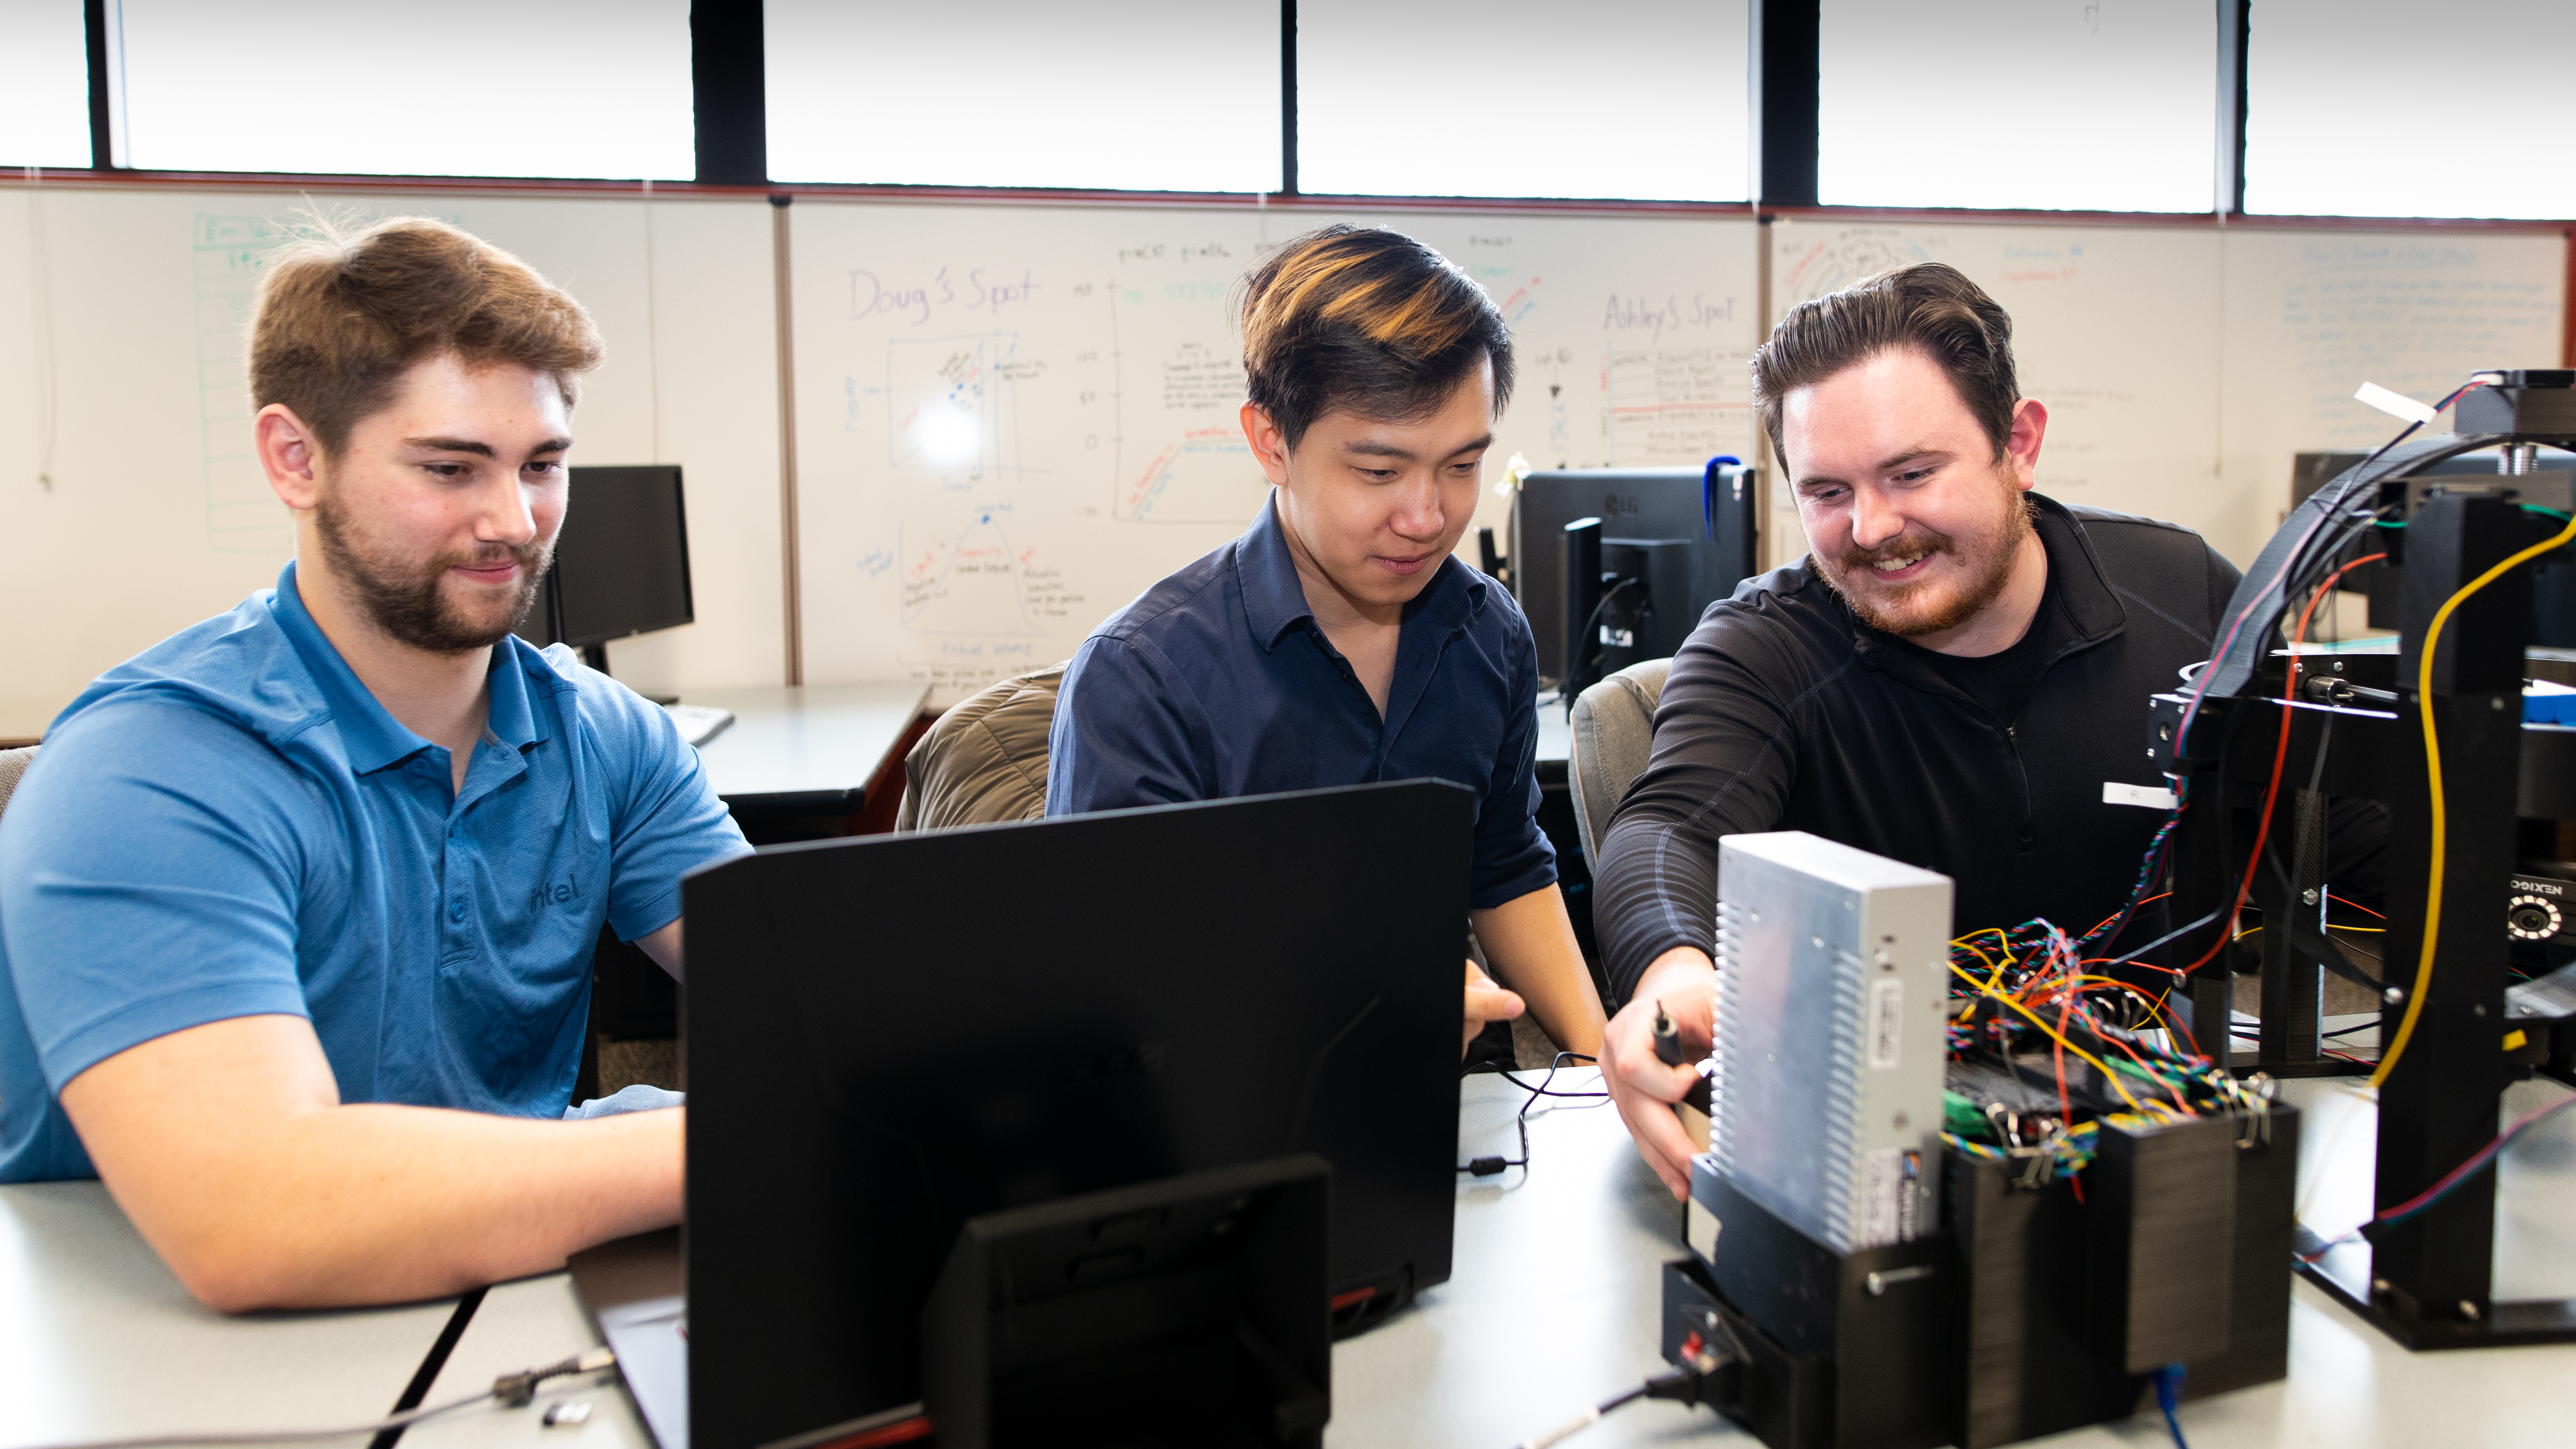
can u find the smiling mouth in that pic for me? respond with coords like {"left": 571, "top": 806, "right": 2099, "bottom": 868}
{"left": 1863, "top": 549, "right": 1932, "bottom": 579}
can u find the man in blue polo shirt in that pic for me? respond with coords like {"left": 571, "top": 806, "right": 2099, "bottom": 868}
{"left": 0, "top": 218, "right": 747, "bottom": 1310}
{"left": 1048, "top": 225, "right": 1607, "bottom": 1063}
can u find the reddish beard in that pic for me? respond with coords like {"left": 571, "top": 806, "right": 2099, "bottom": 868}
{"left": 1816, "top": 484, "right": 2035, "bottom": 639}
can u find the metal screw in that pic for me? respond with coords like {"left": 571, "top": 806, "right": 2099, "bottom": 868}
{"left": 2460, "top": 1299, "right": 2483, "bottom": 1321}
{"left": 2492, "top": 697, "right": 2507, "bottom": 711}
{"left": 2302, "top": 888, "right": 2320, "bottom": 905}
{"left": 2371, "top": 1277, "right": 2392, "bottom": 1294}
{"left": 2473, "top": 1003, "right": 2487, "bottom": 1017}
{"left": 1893, "top": 1111, "right": 1910, "bottom": 1131}
{"left": 2385, "top": 986, "right": 2407, "bottom": 1005}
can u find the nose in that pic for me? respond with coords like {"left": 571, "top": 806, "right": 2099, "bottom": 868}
{"left": 1849, "top": 484, "right": 1904, "bottom": 552}
{"left": 1387, "top": 474, "right": 1445, "bottom": 542}
{"left": 476, "top": 471, "right": 540, "bottom": 548}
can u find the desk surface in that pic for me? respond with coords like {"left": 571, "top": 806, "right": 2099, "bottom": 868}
{"left": 676, "top": 682, "right": 928, "bottom": 810}
{"left": 7, "top": 1073, "right": 2571, "bottom": 1449}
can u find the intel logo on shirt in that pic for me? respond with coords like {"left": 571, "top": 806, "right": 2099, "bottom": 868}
{"left": 526, "top": 881, "right": 579, "bottom": 911}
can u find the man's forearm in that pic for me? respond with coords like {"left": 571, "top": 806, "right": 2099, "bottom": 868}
{"left": 62, "top": 1014, "right": 684, "bottom": 1312}
{"left": 1471, "top": 886, "right": 1608, "bottom": 1059}
{"left": 122, "top": 1103, "right": 682, "bottom": 1312}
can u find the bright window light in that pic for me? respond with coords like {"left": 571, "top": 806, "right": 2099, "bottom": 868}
{"left": 764, "top": 0, "right": 1281, "bottom": 192}
{"left": 114, "top": 0, "right": 693, "bottom": 179}
{"left": 0, "top": 0, "right": 91, "bottom": 168}
{"left": 1297, "top": 0, "right": 1749, "bottom": 201}
{"left": 1819, "top": 0, "right": 2215, "bottom": 212}
{"left": 2245, "top": 0, "right": 2576, "bottom": 219}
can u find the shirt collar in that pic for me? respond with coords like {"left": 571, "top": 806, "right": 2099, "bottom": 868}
{"left": 268, "top": 561, "right": 558, "bottom": 773}
{"left": 1235, "top": 492, "right": 1492, "bottom": 650}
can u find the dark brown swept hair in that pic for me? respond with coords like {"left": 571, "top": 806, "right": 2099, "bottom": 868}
{"left": 1751, "top": 261, "right": 2018, "bottom": 464}
{"left": 248, "top": 216, "right": 603, "bottom": 457}
{"left": 1234, "top": 223, "right": 1514, "bottom": 450}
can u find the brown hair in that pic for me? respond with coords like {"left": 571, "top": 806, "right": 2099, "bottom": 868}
{"left": 1234, "top": 223, "right": 1514, "bottom": 450}
{"left": 248, "top": 216, "right": 603, "bottom": 457}
{"left": 1751, "top": 261, "right": 2017, "bottom": 464}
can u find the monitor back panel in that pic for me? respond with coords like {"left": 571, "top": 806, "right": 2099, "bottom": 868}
{"left": 685, "top": 780, "right": 1473, "bottom": 1449}
{"left": 1511, "top": 463, "right": 1756, "bottom": 685}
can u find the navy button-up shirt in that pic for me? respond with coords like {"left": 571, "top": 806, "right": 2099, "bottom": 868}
{"left": 1046, "top": 497, "right": 1555, "bottom": 910}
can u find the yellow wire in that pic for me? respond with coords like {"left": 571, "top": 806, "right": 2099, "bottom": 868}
{"left": 2373, "top": 508, "right": 2576, "bottom": 1092}
{"left": 1946, "top": 963, "right": 2145, "bottom": 1110}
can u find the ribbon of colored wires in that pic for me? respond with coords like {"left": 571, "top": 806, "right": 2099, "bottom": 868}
{"left": 2373, "top": 510, "right": 2576, "bottom": 1091}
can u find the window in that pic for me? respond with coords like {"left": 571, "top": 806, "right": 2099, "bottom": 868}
{"left": 1817, "top": 0, "right": 2215, "bottom": 213}
{"left": 764, "top": 0, "right": 1281, "bottom": 192}
{"left": 0, "top": 0, "right": 91, "bottom": 169}
{"left": 2244, "top": 0, "right": 2576, "bottom": 219}
{"left": 113, "top": 0, "right": 693, "bottom": 179}
{"left": 1296, "top": 0, "right": 1750, "bottom": 201}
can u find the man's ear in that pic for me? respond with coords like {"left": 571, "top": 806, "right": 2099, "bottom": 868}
{"left": 256, "top": 404, "right": 326, "bottom": 511}
{"left": 2003, "top": 397, "right": 2049, "bottom": 490}
{"left": 1239, "top": 401, "right": 1293, "bottom": 488}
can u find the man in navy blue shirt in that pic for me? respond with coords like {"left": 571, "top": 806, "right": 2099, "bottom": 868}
{"left": 0, "top": 219, "right": 747, "bottom": 1309}
{"left": 1049, "top": 225, "right": 1607, "bottom": 1062}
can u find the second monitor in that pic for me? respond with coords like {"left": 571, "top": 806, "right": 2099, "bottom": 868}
{"left": 1509, "top": 459, "right": 1759, "bottom": 696}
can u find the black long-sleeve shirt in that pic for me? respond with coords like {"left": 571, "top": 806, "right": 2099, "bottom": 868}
{"left": 1596, "top": 497, "right": 2264, "bottom": 1001}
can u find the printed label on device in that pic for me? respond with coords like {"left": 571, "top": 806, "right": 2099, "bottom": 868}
{"left": 1868, "top": 977, "right": 1904, "bottom": 1070}
{"left": 2103, "top": 781, "right": 2179, "bottom": 810}
{"left": 1856, "top": 1147, "right": 1920, "bottom": 1248}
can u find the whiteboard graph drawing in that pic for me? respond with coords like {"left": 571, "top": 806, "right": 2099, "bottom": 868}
{"left": 899, "top": 512, "right": 1040, "bottom": 636}
{"left": 1118, "top": 427, "right": 1261, "bottom": 524}
{"left": 882, "top": 333, "right": 1037, "bottom": 479}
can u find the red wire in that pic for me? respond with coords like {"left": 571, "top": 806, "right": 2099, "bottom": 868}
{"left": 2176, "top": 553, "right": 2387, "bottom": 977}
{"left": 2327, "top": 890, "right": 2387, "bottom": 921}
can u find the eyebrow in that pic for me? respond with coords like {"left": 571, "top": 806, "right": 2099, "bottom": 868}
{"left": 1343, "top": 432, "right": 1495, "bottom": 461}
{"left": 1796, "top": 446, "right": 1947, "bottom": 490}
{"left": 403, "top": 435, "right": 574, "bottom": 459}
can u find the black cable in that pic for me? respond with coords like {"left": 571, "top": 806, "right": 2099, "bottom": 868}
{"left": 1460, "top": 1053, "right": 1602, "bottom": 1177}
{"left": 15, "top": 1350, "right": 616, "bottom": 1449}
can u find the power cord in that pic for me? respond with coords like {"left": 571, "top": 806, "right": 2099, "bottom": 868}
{"left": 1459, "top": 1052, "right": 1606, "bottom": 1177}
{"left": 17, "top": 1349, "right": 617, "bottom": 1449}
{"left": 1507, "top": 1332, "right": 1742, "bottom": 1447}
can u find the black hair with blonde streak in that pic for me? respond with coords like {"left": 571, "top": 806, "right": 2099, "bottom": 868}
{"left": 1234, "top": 223, "right": 1515, "bottom": 451}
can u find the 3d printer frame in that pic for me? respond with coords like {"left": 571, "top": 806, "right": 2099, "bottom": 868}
{"left": 2151, "top": 371, "right": 2576, "bottom": 1350}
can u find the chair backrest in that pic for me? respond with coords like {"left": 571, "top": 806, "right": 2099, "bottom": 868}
{"left": 0, "top": 746, "right": 34, "bottom": 824}
{"left": 892, "top": 664, "right": 1067, "bottom": 833}
{"left": 1566, "top": 659, "right": 1670, "bottom": 865}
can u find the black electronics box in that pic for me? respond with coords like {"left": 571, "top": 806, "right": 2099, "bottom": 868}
{"left": 1663, "top": 1108, "right": 2301, "bottom": 1449}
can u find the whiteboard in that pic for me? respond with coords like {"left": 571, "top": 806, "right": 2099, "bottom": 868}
{"left": 786, "top": 200, "right": 1761, "bottom": 702}
{"left": 1765, "top": 218, "right": 2565, "bottom": 570}
{"left": 2218, "top": 228, "right": 2567, "bottom": 552}
{"left": 0, "top": 184, "right": 784, "bottom": 740}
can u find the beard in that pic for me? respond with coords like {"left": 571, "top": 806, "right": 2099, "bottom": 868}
{"left": 314, "top": 494, "right": 551, "bottom": 655}
{"left": 1814, "top": 477, "right": 2036, "bottom": 639}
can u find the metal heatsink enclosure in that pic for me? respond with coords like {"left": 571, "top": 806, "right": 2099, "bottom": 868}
{"left": 1710, "top": 832, "right": 1953, "bottom": 1254}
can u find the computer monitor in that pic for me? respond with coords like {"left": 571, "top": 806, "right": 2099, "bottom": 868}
{"left": 516, "top": 464, "right": 694, "bottom": 670}
{"left": 679, "top": 779, "right": 1473, "bottom": 1449}
{"left": 1508, "top": 459, "right": 1759, "bottom": 696}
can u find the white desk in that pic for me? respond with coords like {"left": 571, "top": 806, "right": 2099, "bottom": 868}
{"left": 0, "top": 1182, "right": 460, "bottom": 1448}
{"left": 7, "top": 1073, "right": 2570, "bottom": 1449}
{"left": 678, "top": 683, "right": 930, "bottom": 815}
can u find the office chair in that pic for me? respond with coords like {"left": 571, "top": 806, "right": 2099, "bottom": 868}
{"left": 0, "top": 747, "right": 35, "bottom": 822}
{"left": 1565, "top": 659, "right": 1670, "bottom": 867}
{"left": 892, "top": 663, "right": 1067, "bottom": 833}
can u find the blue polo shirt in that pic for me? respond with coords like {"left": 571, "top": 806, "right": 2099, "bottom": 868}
{"left": 1047, "top": 496, "right": 1555, "bottom": 909}
{"left": 0, "top": 563, "right": 749, "bottom": 1182}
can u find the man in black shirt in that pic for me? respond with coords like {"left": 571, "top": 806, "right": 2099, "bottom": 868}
{"left": 1593, "top": 263, "right": 2255, "bottom": 1195}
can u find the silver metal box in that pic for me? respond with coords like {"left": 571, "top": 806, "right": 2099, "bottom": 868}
{"left": 1709, "top": 831, "right": 1953, "bottom": 1253}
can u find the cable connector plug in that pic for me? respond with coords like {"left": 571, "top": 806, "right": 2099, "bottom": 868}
{"left": 1464, "top": 1155, "right": 1511, "bottom": 1176}
{"left": 495, "top": 1348, "right": 618, "bottom": 1407}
